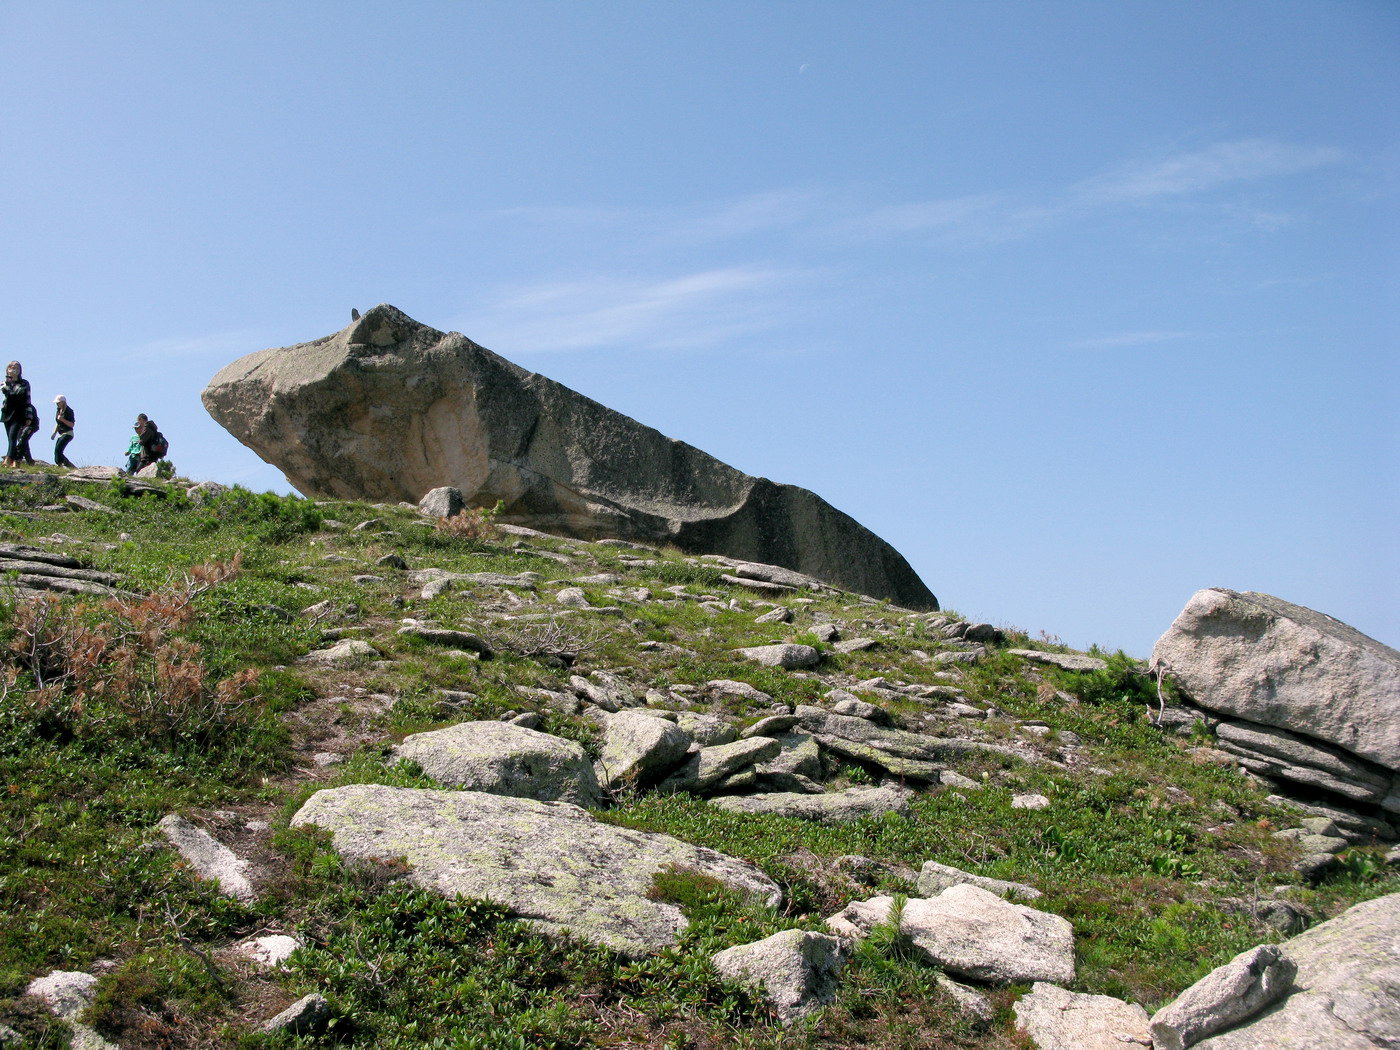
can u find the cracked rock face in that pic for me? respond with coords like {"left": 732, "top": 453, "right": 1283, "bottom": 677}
{"left": 290, "top": 784, "right": 781, "bottom": 957}
{"left": 201, "top": 304, "right": 936, "bottom": 610}
{"left": 1190, "top": 892, "right": 1400, "bottom": 1049}
{"left": 1152, "top": 589, "right": 1400, "bottom": 773}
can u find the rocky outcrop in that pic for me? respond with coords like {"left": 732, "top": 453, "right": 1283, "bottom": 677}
{"left": 1152, "top": 589, "right": 1400, "bottom": 813}
{"left": 1185, "top": 892, "right": 1400, "bottom": 1049}
{"left": 392, "top": 721, "right": 601, "bottom": 807}
{"left": 290, "top": 784, "right": 781, "bottom": 957}
{"left": 201, "top": 305, "right": 936, "bottom": 610}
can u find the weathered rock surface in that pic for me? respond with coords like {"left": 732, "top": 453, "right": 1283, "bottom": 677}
{"left": 711, "top": 930, "right": 848, "bottom": 1024}
{"left": 261, "top": 993, "right": 331, "bottom": 1035}
{"left": 25, "top": 971, "right": 120, "bottom": 1050}
{"left": 712, "top": 785, "right": 911, "bottom": 823}
{"left": 291, "top": 785, "right": 781, "bottom": 957}
{"left": 1191, "top": 892, "right": 1400, "bottom": 1049}
{"left": 393, "top": 721, "right": 601, "bottom": 806}
{"left": 1152, "top": 589, "right": 1400, "bottom": 772}
{"left": 736, "top": 644, "right": 821, "bottom": 670}
{"left": 1149, "top": 944, "right": 1295, "bottom": 1050}
{"left": 1013, "top": 982, "right": 1150, "bottom": 1050}
{"left": 594, "top": 710, "right": 693, "bottom": 793}
{"left": 916, "top": 860, "right": 1043, "bottom": 901}
{"left": 826, "top": 885, "right": 1075, "bottom": 984}
{"left": 157, "top": 814, "right": 255, "bottom": 901}
{"left": 203, "top": 305, "right": 937, "bottom": 609}
{"left": 1009, "top": 649, "right": 1109, "bottom": 673}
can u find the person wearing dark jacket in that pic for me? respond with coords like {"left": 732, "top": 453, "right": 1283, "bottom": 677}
{"left": 18, "top": 403, "right": 39, "bottom": 465}
{"left": 1, "top": 361, "right": 31, "bottom": 468}
{"left": 51, "top": 395, "right": 75, "bottom": 468}
{"left": 136, "top": 417, "right": 166, "bottom": 471}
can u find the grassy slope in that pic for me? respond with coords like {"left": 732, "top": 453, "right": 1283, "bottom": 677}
{"left": 0, "top": 467, "right": 1394, "bottom": 1050}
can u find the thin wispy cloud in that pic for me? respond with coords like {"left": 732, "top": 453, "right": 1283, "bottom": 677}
{"left": 1072, "top": 139, "right": 1345, "bottom": 204}
{"left": 462, "top": 266, "right": 807, "bottom": 354}
{"left": 1068, "top": 330, "right": 1200, "bottom": 349}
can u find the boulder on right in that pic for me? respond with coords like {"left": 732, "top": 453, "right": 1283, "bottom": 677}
{"left": 1152, "top": 589, "right": 1400, "bottom": 772}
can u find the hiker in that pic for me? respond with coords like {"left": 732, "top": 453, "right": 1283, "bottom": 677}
{"left": 18, "top": 402, "right": 39, "bottom": 465}
{"left": 1, "top": 361, "right": 30, "bottom": 468}
{"left": 51, "top": 396, "right": 75, "bottom": 468}
{"left": 124, "top": 414, "right": 148, "bottom": 473}
{"left": 136, "top": 417, "right": 168, "bottom": 471}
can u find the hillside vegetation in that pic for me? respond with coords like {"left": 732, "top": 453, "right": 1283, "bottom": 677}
{"left": 1, "top": 467, "right": 1395, "bottom": 1050}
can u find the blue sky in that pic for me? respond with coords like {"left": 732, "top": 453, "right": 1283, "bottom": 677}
{"left": 2, "top": 1, "right": 1396, "bottom": 655}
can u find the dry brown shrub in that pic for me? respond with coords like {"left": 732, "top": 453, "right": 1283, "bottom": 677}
{"left": 7, "top": 554, "right": 263, "bottom": 745}
{"left": 433, "top": 503, "right": 501, "bottom": 543}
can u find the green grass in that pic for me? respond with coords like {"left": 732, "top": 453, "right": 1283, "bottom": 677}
{"left": 0, "top": 471, "right": 1396, "bottom": 1049}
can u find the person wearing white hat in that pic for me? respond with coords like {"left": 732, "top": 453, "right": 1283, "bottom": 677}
{"left": 51, "top": 395, "right": 75, "bottom": 468}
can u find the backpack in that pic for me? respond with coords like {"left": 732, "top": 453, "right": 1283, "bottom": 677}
{"left": 152, "top": 434, "right": 169, "bottom": 459}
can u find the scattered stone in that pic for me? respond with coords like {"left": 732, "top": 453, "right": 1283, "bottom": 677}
{"left": 832, "top": 638, "right": 879, "bottom": 654}
{"left": 662, "top": 737, "right": 783, "bottom": 795}
{"left": 595, "top": 711, "right": 693, "bottom": 793}
{"left": 826, "top": 885, "right": 1075, "bottom": 984}
{"left": 291, "top": 784, "right": 781, "bottom": 957}
{"left": 735, "top": 644, "right": 820, "bottom": 669}
{"left": 706, "top": 680, "right": 775, "bottom": 705}
{"left": 1014, "top": 982, "right": 1150, "bottom": 1050}
{"left": 673, "top": 711, "right": 738, "bottom": 747}
{"left": 936, "top": 974, "right": 993, "bottom": 1028}
{"left": 713, "top": 786, "right": 912, "bottom": 823}
{"left": 1012, "top": 793, "right": 1051, "bottom": 810}
{"left": 755, "top": 606, "right": 794, "bottom": 624}
{"left": 376, "top": 553, "right": 407, "bottom": 570}
{"left": 1009, "top": 648, "right": 1109, "bottom": 673}
{"left": 298, "top": 638, "right": 378, "bottom": 668}
{"left": 396, "top": 625, "right": 492, "bottom": 655}
{"left": 64, "top": 494, "right": 117, "bottom": 514}
{"left": 830, "top": 697, "right": 887, "bottom": 722}
{"left": 812, "top": 623, "right": 841, "bottom": 643}
{"left": 157, "top": 814, "right": 255, "bottom": 901}
{"left": 261, "top": 993, "right": 331, "bottom": 1035}
{"left": 1149, "top": 944, "right": 1295, "bottom": 1050}
{"left": 711, "top": 930, "right": 848, "bottom": 1024}
{"left": 742, "top": 714, "right": 800, "bottom": 738}
{"left": 418, "top": 486, "right": 465, "bottom": 519}
{"left": 916, "top": 860, "right": 1042, "bottom": 901}
{"left": 394, "top": 721, "right": 601, "bottom": 806}
{"left": 237, "top": 934, "right": 303, "bottom": 969}
{"left": 555, "top": 586, "right": 590, "bottom": 607}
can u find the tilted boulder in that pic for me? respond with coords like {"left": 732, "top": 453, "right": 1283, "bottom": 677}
{"left": 1014, "top": 983, "right": 1150, "bottom": 1050}
{"left": 1152, "top": 590, "right": 1400, "bottom": 774}
{"left": 290, "top": 784, "right": 781, "bottom": 957}
{"left": 1149, "top": 944, "right": 1295, "bottom": 1050}
{"left": 201, "top": 305, "right": 937, "bottom": 610}
{"left": 1189, "top": 892, "right": 1400, "bottom": 1049}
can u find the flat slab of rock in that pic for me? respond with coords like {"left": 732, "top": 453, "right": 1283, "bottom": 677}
{"left": 1152, "top": 589, "right": 1400, "bottom": 772}
{"left": 394, "top": 721, "right": 601, "bottom": 806}
{"left": 1008, "top": 649, "right": 1109, "bottom": 673}
{"left": 827, "top": 884, "right": 1074, "bottom": 984}
{"left": 298, "top": 638, "right": 378, "bottom": 668}
{"left": 735, "top": 644, "right": 820, "bottom": 669}
{"left": 712, "top": 929, "right": 847, "bottom": 1024}
{"left": 291, "top": 785, "right": 781, "bottom": 957}
{"left": 157, "top": 814, "right": 255, "bottom": 901}
{"left": 1192, "top": 892, "right": 1400, "bottom": 1049}
{"left": 1013, "top": 982, "right": 1150, "bottom": 1050}
{"left": 712, "top": 786, "right": 911, "bottom": 823}
{"left": 202, "top": 304, "right": 937, "bottom": 609}
{"left": 917, "top": 860, "right": 1042, "bottom": 901}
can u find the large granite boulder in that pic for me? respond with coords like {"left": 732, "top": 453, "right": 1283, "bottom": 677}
{"left": 1013, "top": 982, "right": 1150, "bottom": 1050}
{"left": 202, "top": 305, "right": 936, "bottom": 610}
{"left": 290, "top": 785, "right": 781, "bottom": 957}
{"left": 711, "top": 929, "right": 848, "bottom": 1024}
{"left": 1152, "top": 590, "right": 1400, "bottom": 773}
{"left": 1189, "top": 892, "right": 1400, "bottom": 1049}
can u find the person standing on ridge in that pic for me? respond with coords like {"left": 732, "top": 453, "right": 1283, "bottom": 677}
{"left": 1, "top": 361, "right": 31, "bottom": 468}
{"left": 18, "top": 402, "right": 39, "bottom": 464}
{"left": 52, "top": 395, "right": 75, "bottom": 468}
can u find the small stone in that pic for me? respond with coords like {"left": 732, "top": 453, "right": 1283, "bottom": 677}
{"left": 261, "top": 993, "right": 331, "bottom": 1035}
{"left": 1012, "top": 793, "right": 1051, "bottom": 810}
